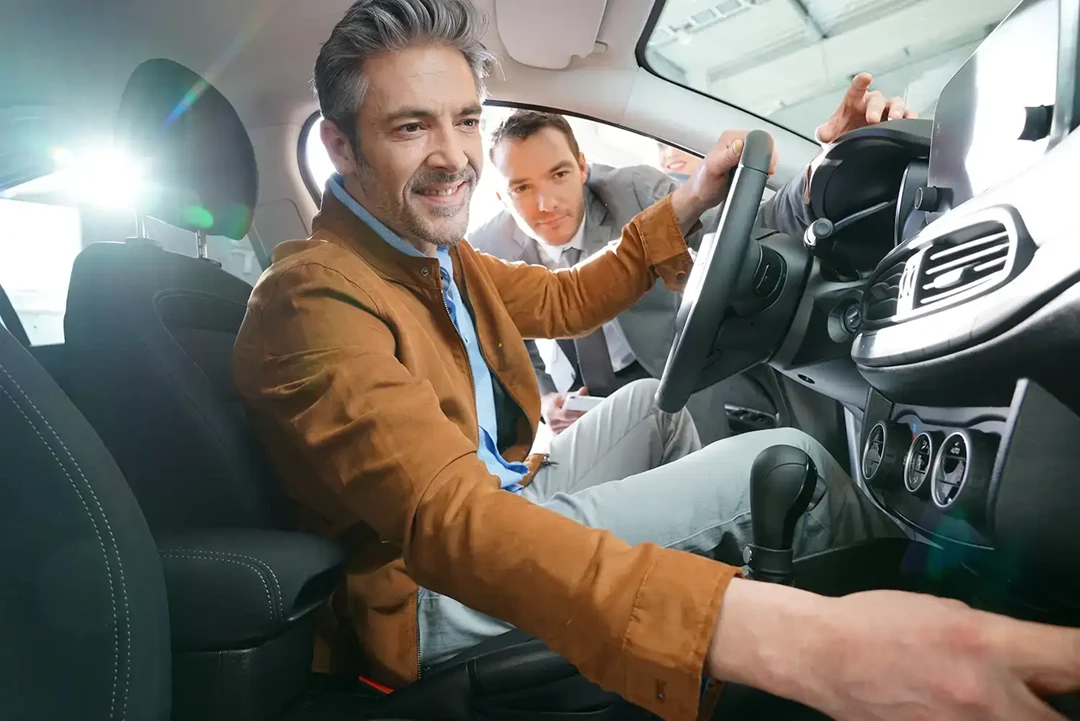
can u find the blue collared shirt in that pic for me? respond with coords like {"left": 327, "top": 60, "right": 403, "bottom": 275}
{"left": 328, "top": 177, "right": 528, "bottom": 492}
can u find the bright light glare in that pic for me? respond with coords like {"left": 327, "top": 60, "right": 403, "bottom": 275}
{"left": 64, "top": 146, "right": 145, "bottom": 210}
{"left": 5, "top": 145, "right": 145, "bottom": 211}
{"left": 49, "top": 146, "right": 75, "bottom": 168}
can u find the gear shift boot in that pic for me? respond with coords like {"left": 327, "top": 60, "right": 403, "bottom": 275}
{"left": 743, "top": 445, "right": 818, "bottom": 585}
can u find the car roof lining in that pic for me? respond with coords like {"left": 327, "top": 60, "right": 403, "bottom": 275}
{"left": 0, "top": 0, "right": 816, "bottom": 176}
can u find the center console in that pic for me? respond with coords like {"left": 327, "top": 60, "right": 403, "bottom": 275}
{"left": 846, "top": 0, "right": 1080, "bottom": 624}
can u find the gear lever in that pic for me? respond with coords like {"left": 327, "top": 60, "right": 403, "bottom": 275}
{"left": 743, "top": 445, "right": 818, "bottom": 585}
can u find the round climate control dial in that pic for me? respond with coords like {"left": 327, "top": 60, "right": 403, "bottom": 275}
{"left": 861, "top": 421, "right": 910, "bottom": 489}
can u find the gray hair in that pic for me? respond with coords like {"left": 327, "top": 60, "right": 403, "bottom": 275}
{"left": 314, "top": 0, "right": 497, "bottom": 149}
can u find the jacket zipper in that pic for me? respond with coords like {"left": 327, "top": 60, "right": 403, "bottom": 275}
{"left": 421, "top": 269, "right": 475, "bottom": 683}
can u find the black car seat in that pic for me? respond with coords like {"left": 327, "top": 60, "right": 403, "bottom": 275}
{"left": 64, "top": 57, "right": 282, "bottom": 533}
{"left": 62, "top": 58, "right": 653, "bottom": 721}
{"left": 62, "top": 59, "right": 344, "bottom": 721}
{"left": 0, "top": 320, "right": 171, "bottom": 721}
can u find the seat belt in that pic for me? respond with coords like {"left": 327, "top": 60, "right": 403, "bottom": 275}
{"left": 0, "top": 282, "right": 30, "bottom": 348}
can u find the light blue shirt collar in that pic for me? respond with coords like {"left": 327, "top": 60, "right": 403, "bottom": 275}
{"left": 327, "top": 174, "right": 425, "bottom": 258}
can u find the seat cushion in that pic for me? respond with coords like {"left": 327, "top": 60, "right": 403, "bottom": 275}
{"left": 157, "top": 529, "right": 344, "bottom": 652}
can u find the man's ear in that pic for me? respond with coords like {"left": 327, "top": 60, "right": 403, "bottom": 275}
{"left": 320, "top": 119, "right": 358, "bottom": 176}
{"left": 577, "top": 152, "right": 588, "bottom": 179}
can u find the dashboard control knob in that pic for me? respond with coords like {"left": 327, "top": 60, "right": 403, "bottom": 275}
{"left": 930, "top": 429, "right": 998, "bottom": 522}
{"left": 903, "top": 431, "right": 944, "bottom": 497}
{"left": 841, "top": 302, "right": 862, "bottom": 334}
{"left": 861, "top": 421, "right": 911, "bottom": 489}
{"left": 913, "top": 186, "right": 948, "bottom": 212}
{"left": 804, "top": 218, "right": 834, "bottom": 251}
{"left": 1019, "top": 104, "right": 1054, "bottom": 141}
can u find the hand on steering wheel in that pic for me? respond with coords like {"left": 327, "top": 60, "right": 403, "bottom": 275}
{"left": 657, "top": 129, "right": 776, "bottom": 413}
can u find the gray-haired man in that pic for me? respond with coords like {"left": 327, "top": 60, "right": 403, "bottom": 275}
{"left": 234, "top": 2, "right": 1080, "bottom": 720}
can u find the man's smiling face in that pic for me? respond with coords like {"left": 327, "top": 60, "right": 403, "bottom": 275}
{"left": 323, "top": 44, "right": 485, "bottom": 252}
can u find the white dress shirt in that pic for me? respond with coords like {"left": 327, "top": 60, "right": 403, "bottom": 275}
{"left": 534, "top": 213, "right": 637, "bottom": 374}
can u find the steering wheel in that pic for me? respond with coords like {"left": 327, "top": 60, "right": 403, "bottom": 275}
{"left": 656, "top": 129, "right": 774, "bottom": 413}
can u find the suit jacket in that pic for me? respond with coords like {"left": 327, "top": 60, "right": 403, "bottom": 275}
{"left": 470, "top": 163, "right": 813, "bottom": 440}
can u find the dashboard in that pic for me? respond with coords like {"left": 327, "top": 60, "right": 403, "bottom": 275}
{"left": 838, "top": 0, "right": 1080, "bottom": 602}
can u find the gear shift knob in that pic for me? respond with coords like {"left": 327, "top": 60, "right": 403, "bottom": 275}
{"left": 744, "top": 445, "right": 818, "bottom": 584}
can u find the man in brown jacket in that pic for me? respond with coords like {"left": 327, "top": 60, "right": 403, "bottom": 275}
{"left": 234, "top": 1, "right": 1080, "bottom": 719}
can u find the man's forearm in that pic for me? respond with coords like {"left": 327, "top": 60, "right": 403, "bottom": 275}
{"left": 707, "top": 578, "right": 829, "bottom": 701}
{"left": 671, "top": 182, "right": 712, "bottom": 236}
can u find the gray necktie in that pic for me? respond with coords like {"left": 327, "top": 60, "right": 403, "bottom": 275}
{"left": 558, "top": 247, "right": 618, "bottom": 397}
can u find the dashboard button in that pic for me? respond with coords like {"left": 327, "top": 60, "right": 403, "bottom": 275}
{"left": 904, "top": 431, "right": 943, "bottom": 497}
{"left": 842, "top": 303, "right": 862, "bottom": 334}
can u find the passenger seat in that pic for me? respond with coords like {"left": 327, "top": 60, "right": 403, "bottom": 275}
{"left": 0, "top": 320, "right": 171, "bottom": 721}
{"left": 62, "top": 58, "right": 343, "bottom": 721}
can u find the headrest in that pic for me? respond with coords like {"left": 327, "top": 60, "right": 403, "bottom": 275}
{"left": 115, "top": 59, "right": 258, "bottom": 240}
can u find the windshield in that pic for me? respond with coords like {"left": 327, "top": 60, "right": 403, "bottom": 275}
{"left": 643, "top": 0, "right": 1019, "bottom": 139}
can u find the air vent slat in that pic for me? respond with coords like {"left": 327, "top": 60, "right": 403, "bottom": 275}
{"left": 919, "top": 275, "right": 998, "bottom": 307}
{"left": 924, "top": 241, "right": 1009, "bottom": 276}
{"left": 915, "top": 222, "right": 1014, "bottom": 310}
{"left": 927, "top": 231, "right": 1009, "bottom": 262}
{"left": 973, "top": 257, "right": 1007, "bottom": 273}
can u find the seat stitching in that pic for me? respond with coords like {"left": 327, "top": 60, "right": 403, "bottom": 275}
{"left": 162, "top": 548, "right": 283, "bottom": 620}
{"left": 0, "top": 362, "right": 132, "bottom": 721}
{"left": 158, "top": 551, "right": 276, "bottom": 624}
{"left": 0, "top": 381, "right": 123, "bottom": 719}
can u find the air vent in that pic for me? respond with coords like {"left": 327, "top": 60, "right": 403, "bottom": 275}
{"left": 915, "top": 223, "right": 1012, "bottom": 309}
{"left": 860, "top": 210, "right": 1030, "bottom": 329}
{"left": 861, "top": 422, "right": 887, "bottom": 479}
{"left": 862, "top": 255, "right": 907, "bottom": 323}
{"left": 931, "top": 432, "right": 971, "bottom": 509}
{"left": 860, "top": 421, "right": 909, "bottom": 487}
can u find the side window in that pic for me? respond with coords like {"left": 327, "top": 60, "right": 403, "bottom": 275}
{"left": 301, "top": 115, "right": 336, "bottom": 199}
{"left": 472, "top": 107, "right": 698, "bottom": 231}
{"left": 0, "top": 198, "right": 82, "bottom": 346}
{"left": 297, "top": 108, "right": 707, "bottom": 234}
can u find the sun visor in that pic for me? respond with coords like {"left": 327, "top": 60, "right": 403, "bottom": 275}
{"left": 494, "top": 0, "right": 608, "bottom": 69}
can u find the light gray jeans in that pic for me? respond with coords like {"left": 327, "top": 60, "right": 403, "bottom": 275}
{"left": 417, "top": 378, "right": 899, "bottom": 671}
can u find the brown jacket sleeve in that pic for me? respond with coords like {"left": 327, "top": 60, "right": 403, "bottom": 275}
{"left": 474, "top": 194, "right": 693, "bottom": 340}
{"left": 242, "top": 262, "right": 737, "bottom": 721}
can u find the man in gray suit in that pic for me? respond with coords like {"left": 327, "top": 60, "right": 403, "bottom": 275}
{"left": 468, "top": 112, "right": 809, "bottom": 442}
{"left": 470, "top": 75, "right": 914, "bottom": 441}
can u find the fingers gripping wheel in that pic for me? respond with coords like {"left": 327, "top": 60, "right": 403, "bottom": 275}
{"left": 656, "top": 129, "right": 774, "bottom": 413}
{"left": 743, "top": 445, "right": 818, "bottom": 585}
